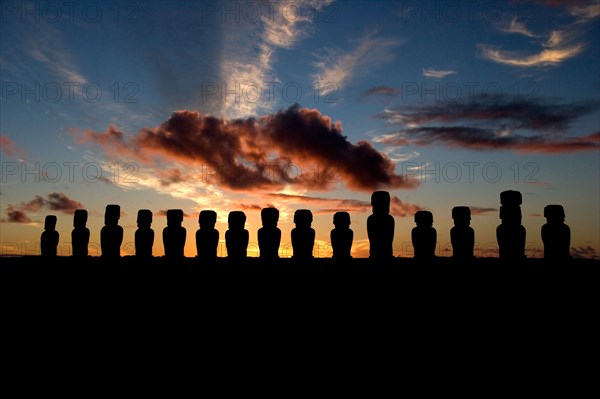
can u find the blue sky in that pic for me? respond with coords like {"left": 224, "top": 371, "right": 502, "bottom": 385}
{"left": 1, "top": 0, "right": 599, "bottom": 258}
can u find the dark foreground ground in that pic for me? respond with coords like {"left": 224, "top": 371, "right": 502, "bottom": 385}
{"left": 2, "top": 255, "right": 598, "bottom": 295}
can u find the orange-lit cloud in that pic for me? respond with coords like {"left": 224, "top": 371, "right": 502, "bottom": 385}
{"left": 78, "top": 104, "right": 418, "bottom": 192}
{"left": 0, "top": 135, "right": 25, "bottom": 159}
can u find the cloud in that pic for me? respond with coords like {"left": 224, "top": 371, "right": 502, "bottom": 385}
{"left": 422, "top": 68, "right": 456, "bottom": 79}
{"left": 2, "top": 193, "right": 84, "bottom": 223}
{"left": 266, "top": 193, "right": 423, "bottom": 217}
{"left": 570, "top": 2, "right": 600, "bottom": 23}
{"left": 218, "top": 0, "right": 334, "bottom": 117}
{"left": 375, "top": 96, "right": 595, "bottom": 132}
{"left": 479, "top": 43, "right": 584, "bottom": 67}
{"left": 470, "top": 207, "right": 498, "bottom": 215}
{"left": 0, "top": 135, "right": 25, "bottom": 159}
{"left": 2, "top": 206, "right": 33, "bottom": 224}
{"left": 375, "top": 96, "right": 599, "bottom": 154}
{"left": 500, "top": 17, "right": 539, "bottom": 37}
{"left": 362, "top": 86, "right": 398, "bottom": 98}
{"left": 571, "top": 245, "right": 600, "bottom": 260}
{"left": 480, "top": 8, "right": 590, "bottom": 68}
{"left": 378, "top": 127, "right": 600, "bottom": 153}
{"left": 313, "top": 30, "right": 403, "bottom": 95}
{"left": 78, "top": 104, "right": 417, "bottom": 192}
{"left": 156, "top": 210, "right": 192, "bottom": 218}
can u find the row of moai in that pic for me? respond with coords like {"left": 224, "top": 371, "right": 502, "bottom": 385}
{"left": 40, "top": 190, "right": 571, "bottom": 261}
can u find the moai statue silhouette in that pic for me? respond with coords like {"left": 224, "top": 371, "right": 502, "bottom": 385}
{"left": 226, "top": 211, "right": 249, "bottom": 259}
{"left": 71, "top": 209, "right": 89, "bottom": 257}
{"left": 412, "top": 210, "right": 436, "bottom": 260}
{"left": 367, "top": 191, "right": 395, "bottom": 260}
{"left": 163, "top": 209, "right": 186, "bottom": 258}
{"left": 196, "top": 210, "right": 219, "bottom": 260}
{"left": 41, "top": 215, "right": 59, "bottom": 257}
{"left": 258, "top": 207, "right": 281, "bottom": 260}
{"left": 331, "top": 211, "right": 353, "bottom": 261}
{"left": 292, "top": 209, "right": 315, "bottom": 259}
{"left": 451, "top": 206, "right": 474, "bottom": 260}
{"left": 135, "top": 209, "right": 154, "bottom": 257}
{"left": 101, "top": 204, "right": 123, "bottom": 258}
{"left": 496, "top": 190, "right": 526, "bottom": 260}
{"left": 542, "top": 205, "right": 571, "bottom": 260}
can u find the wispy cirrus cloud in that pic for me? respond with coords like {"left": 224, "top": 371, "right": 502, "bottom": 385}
{"left": 481, "top": 7, "right": 592, "bottom": 68}
{"left": 570, "top": 2, "right": 600, "bottom": 23}
{"left": 499, "top": 17, "right": 540, "bottom": 37}
{"left": 313, "top": 30, "right": 403, "bottom": 95}
{"left": 77, "top": 104, "right": 418, "bottom": 192}
{"left": 361, "top": 86, "right": 398, "bottom": 98}
{"left": 218, "top": 0, "right": 335, "bottom": 117}
{"left": 0, "top": 135, "right": 25, "bottom": 159}
{"left": 422, "top": 68, "right": 456, "bottom": 79}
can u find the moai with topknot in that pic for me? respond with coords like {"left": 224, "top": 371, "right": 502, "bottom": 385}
{"left": 331, "top": 211, "right": 353, "bottom": 261}
{"left": 496, "top": 190, "right": 526, "bottom": 260}
{"left": 71, "top": 210, "right": 89, "bottom": 257}
{"left": 163, "top": 209, "right": 186, "bottom": 258}
{"left": 412, "top": 210, "right": 437, "bottom": 260}
{"left": 135, "top": 209, "right": 154, "bottom": 257}
{"left": 258, "top": 207, "right": 281, "bottom": 260}
{"left": 367, "top": 191, "right": 395, "bottom": 261}
{"left": 451, "top": 206, "right": 474, "bottom": 260}
{"left": 292, "top": 209, "right": 315, "bottom": 259}
{"left": 41, "top": 215, "right": 59, "bottom": 257}
{"left": 542, "top": 204, "right": 571, "bottom": 260}
{"left": 196, "top": 210, "right": 219, "bottom": 260}
{"left": 101, "top": 204, "right": 123, "bottom": 258}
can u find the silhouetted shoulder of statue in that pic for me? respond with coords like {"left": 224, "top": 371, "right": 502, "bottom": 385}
{"left": 331, "top": 211, "right": 353, "bottom": 260}
{"left": 135, "top": 209, "right": 154, "bottom": 257}
{"left": 163, "top": 209, "right": 186, "bottom": 258}
{"left": 542, "top": 204, "right": 571, "bottom": 260}
{"left": 258, "top": 207, "right": 281, "bottom": 260}
{"left": 196, "top": 210, "right": 219, "bottom": 260}
{"left": 292, "top": 209, "right": 315, "bottom": 259}
{"left": 412, "top": 210, "right": 436, "bottom": 260}
{"left": 41, "top": 215, "right": 59, "bottom": 257}
{"left": 450, "top": 206, "right": 474, "bottom": 260}
{"left": 497, "top": 191, "right": 526, "bottom": 260}
{"left": 72, "top": 209, "right": 90, "bottom": 257}
{"left": 367, "top": 191, "right": 394, "bottom": 260}
{"left": 226, "top": 211, "right": 249, "bottom": 259}
{"left": 101, "top": 204, "right": 123, "bottom": 258}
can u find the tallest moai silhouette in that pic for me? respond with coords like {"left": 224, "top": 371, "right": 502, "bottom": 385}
{"left": 367, "top": 191, "right": 395, "bottom": 261}
{"left": 101, "top": 204, "right": 123, "bottom": 258}
{"left": 496, "top": 190, "right": 526, "bottom": 261}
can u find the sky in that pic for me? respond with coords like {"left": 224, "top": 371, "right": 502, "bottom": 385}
{"left": 1, "top": 0, "right": 599, "bottom": 259}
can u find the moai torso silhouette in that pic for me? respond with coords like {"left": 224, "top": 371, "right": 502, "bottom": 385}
{"left": 412, "top": 210, "right": 436, "bottom": 260}
{"left": 41, "top": 215, "right": 59, "bottom": 257}
{"left": 258, "top": 207, "right": 281, "bottom": 260}
{"left": 135, "top": 209, "right": 154, "bottom": 257}
{"left": 542, "top": 205, "right": 571, "bottom": 260}
{"left": 292, "top": 209, "right": 315, "bottom": 259}
{"left": 163, "top": 209, "right": 186, "bottom": 258}
{"left": 496, "top": 190, "right": 526, "bottom": 260}
{"left": 451, "top": 206, "right": 474, "bottom": 260}
{"left": 226, "top": 211, "right": 249, "bottom": 259}
{"left": 196, "top": 210, "right": 219, "bottom": 260}
{"left": 367, "top": 191, "right": 395, "bottom": 260}
{"left": 72, "top": 209, "right": 89, "bottom": 257}
{"left": 101, "top": 204, "right": 123, "bottom": 258}
{"left": 331, "top": 211, "right": 353, "bottom": 260}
